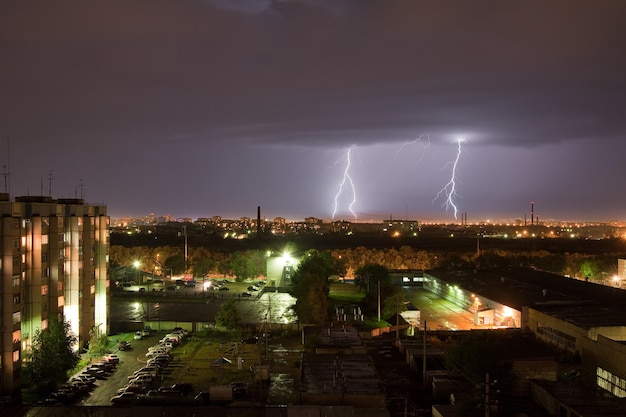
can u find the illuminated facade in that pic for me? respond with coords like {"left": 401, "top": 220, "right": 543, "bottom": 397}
{"left": 0, "top": 194, "right": 109, "bottom": 396}
{"left": 266, "top": 252, "right": 301, "bottom": 287}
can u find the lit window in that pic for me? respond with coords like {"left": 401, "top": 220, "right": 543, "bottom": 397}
{"left": 12, "top": 330, "right": 20, "bottom": 344}
{"left": 41, "top": 285, "right": 48, "bottom": 296}
{"left": 12, "top": 311, "right": 20, "bottom": 324}
{"left": 41, "top": 234, "right": 49, "bottom": 245}
{"left": 13, "top": 350, "right": 19, "bottom": 363}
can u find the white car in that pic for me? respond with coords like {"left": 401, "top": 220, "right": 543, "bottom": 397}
{"left": 148, "top": 345, "right": 171, "bottom": 353}
{"left": 128, "top": 374, "right": 154, "bottom": 384}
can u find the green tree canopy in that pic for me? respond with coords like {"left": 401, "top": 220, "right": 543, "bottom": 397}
{"left": 215, "top": 298, "right": 240, "bottom": 330}
{"left": 354, "top": 263, "right": 393, "bottom": 315}
{"left": 230, "top": 250, "right": 267, "bottom": 282}
{"left": 291, "top": 250, "right": 342, "bottom": 325}
{"left": 23, "top": 315, "right": 80, "bottom": 392}
{"left": 164, "top": 254, "right": 186, "bottom": 275}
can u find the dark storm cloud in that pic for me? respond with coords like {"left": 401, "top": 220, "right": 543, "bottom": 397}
{"left": 1, "top": 0, "right": 625, "bottom": 220}
{"left": 2, "top": 0, "right": 625, "bottom": 150}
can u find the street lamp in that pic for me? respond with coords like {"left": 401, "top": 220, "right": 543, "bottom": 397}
{"left": 133, "top": 260, "right": 141, "bottom": 284}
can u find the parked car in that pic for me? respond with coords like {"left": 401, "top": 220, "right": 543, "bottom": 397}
{"left": 104, "top": 354, "right": 120, "bottom": 364}
{"left": 241, "top": 292, "right": 252, "bottom": 297}
{"left": 163, "top": 383, "right": 194, "bottom": 396}
{"left": 118, "top": 341, "right": 131, "bottom": 351}
{"left": 117, "top": 384, "right": 147, "bottom": 395}
{"left": 134, "top": 331, "right": 143, "bottom": 340}
{"left": 241, "top": 336, "right": 259, "bottom": 344}
{"left": 110, "top": 392, "right": 138, "bottom": 405}
{"left": 127, "top": 374, "right": 154, "bottom": 385}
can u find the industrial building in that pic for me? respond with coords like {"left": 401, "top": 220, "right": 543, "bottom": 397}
{"left": 424, "top": 267, "right": 626, "bottom": 413}
{"left": 0, "top": 194, "right": 109, "bottom": 397}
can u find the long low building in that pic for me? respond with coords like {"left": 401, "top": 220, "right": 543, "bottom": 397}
{"left": 422, "top": 267, "right": 626, "bottom": 404}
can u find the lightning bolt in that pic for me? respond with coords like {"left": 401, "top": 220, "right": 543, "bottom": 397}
{"left": 434, "top": 138, "right": 465, "bottom": 219}
{"left": 395, "top": 134, "right": 432, "bottom": 167}
{"left": 332, "top": 146, "right": 357, "bottom": 220}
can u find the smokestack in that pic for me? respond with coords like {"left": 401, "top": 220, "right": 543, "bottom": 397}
{"left": 531, "top": 201, "right": 535, "bottom": 225}
{"left": 257, "top": 206, "right": 261, "bottom": 235}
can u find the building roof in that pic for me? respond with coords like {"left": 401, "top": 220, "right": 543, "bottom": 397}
{"left": 429, "top": 267, "right": 626, "bottom": 329}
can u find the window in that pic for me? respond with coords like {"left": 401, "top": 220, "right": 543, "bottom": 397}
{"left": 13, "top": 350, "right": 20, "bottom": 363}
{"left": 12, "top": 311, "right": 20, "bottom": 324}
{"left": 12, "top": 330, "right": 20, "bottom": 344}
{"left": 42, "top": 252, "right": 48, "bottom": 262}
{"left": 13, "top": 275, "right": 20, "bottom": 286}
{"left": 41, "top": 285, "right": 48, "bottom": 296}
{"left": 597, "top": 367, "right": 626, "bottom": 398}
{"left": 41, "top": 234, "right": 48, "bottom": 245}
{"left": 13, "top": 295, "right": 20, "bottom": 305}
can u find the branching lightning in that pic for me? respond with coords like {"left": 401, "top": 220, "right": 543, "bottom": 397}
{"left": 395, "top": 134, "right": 431, "bottom": 167}
{"left": 434, "top": 138, "right": 465, "bottom": 219}
{"left": 332, "top": 146, "right": 357, "bottom": 220}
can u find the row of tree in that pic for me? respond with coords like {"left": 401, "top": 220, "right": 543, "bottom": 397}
{"left": 110, "top": 244, "right": 621, "bottom": 283}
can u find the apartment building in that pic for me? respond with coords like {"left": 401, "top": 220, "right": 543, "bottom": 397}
{"left": 0, "top": 194, "right": 109, "bottom": 397}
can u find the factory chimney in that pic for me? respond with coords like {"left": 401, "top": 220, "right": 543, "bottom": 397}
{"left": 531, "top": 201, "right": 535, "bottom": 225}
{"left": 257, "top": 206, "right": 261, "bottom": 236}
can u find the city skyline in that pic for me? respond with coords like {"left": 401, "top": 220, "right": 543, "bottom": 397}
{"left": 1, "top": 1, "right": 625, "bottom": 222}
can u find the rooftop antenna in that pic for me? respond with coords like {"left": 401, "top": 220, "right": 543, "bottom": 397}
{"left": 2, "top": 164, "right": 8, "bottom": 194}
{"left": 79, "top": 178, "right": 85, "bottom": 200}
{"left": 48, "top": 171, "right": 53, "bottom": 197}
{"left": 4, "top": 138, "right": 10, "bottom": 195}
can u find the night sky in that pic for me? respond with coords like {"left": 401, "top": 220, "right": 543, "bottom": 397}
{"left": 1, "top": 0, "right": 625, "bottom": 222}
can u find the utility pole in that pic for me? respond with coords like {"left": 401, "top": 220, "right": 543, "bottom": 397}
{"left": 377, "top": 279, "right": 381, "bottom": 321}
{"left": 395, "top": 295, "right": 400, "bottom": 341}
{"left": 183, "top": 226, "right": 188, "bottom": 272}
{"left": 422, "top": 320, "right": 427, "bottom": 383}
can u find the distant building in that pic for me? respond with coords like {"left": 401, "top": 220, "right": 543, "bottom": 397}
{"left": 0, "top": 194, "right": 109, "bottom": 397}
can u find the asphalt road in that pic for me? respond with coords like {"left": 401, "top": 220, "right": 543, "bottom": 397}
{"left": 404, "top": 287, "right": 475, "bottom": 330}
{"left": 111, "top": 292, "right": 298, "bottom": 324}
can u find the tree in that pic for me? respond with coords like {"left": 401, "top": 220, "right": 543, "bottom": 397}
{"left": 291, "top": 250, "right": 341, "bottom": 325}
{"left": 86, "top": 329, "right": 109, "bottom": 359}
{"left": 354, "top": 263, "right": 393, "bottom": 316}
{"left": 192, "top": 258, "right": 216, "bottom": 278}
{"left": 22, "top": 315, "right": 80, "bottom": 393}
{"left": 216, "top": 299, "right": 240, "bottom": 329}
{"left": 230, "top": 250, "right": 267, "bottom": 281}
{"left": 164, "top": 254, "right": 186, "bottom": 275}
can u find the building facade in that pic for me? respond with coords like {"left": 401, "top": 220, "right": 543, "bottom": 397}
{"left": 0, "top": 194, "right": 109, "bottom": 396}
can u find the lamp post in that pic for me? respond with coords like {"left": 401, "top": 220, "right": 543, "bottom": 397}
{"left": 133, "top": 260, "right": 141, "bottom": 284}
